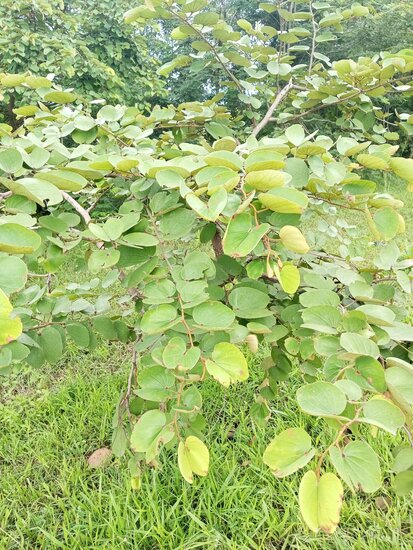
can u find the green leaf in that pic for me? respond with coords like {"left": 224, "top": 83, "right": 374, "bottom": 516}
{"left": 192, "top": 300, "right": 235, "bottom": 330}
{"left": 92, "top": 317, "right": 118, "bottom": 340}
{"left": 0, "top": 148, "right": 23, "bottom": 173}
{"left": 354, "top": 356, "right": 386, "bottom": 392}
{"left": 0, "top": 255, "right": 27, "bottom": 294}
{"left": 140, "top": 304, "right": 179, "bottom": 335}
{"left": 228, "top": 287, "right": 270, "bottom": 319}
{"left": 297, "top": 381, "right": 347, "bottom": 417}
{"left": 130, "top": 410, "right": 168, "bottom": 454}
{"left": 40, "top": 326, "right": 63, "bottom": 364}
{"left": 263, "top": 428, "right": 315, "bottom": 477}
{"left": 204, "top": 151, "right": 242, "bottom": 171}
{"left": 67, "top": 323, "right": 90, "bottom": 348}
{"left": 36, "top": 170, "right": 87, "bottom": 191}
{"left": 206, "top": 342, "right": 249, "bottom": 387}
{"left": 299, "top": 471, "right": 343, "bottom": 534}
{"left": 121, "top": 233, "right": 159, "bottom": 247}
{"left": 361, "top": 397, "right": 405, "bottom": 435}
{"left": 384, "top": 323, "right": 413, "bottom": 342}
{"left": 178, "top": 436, "right": 209, "bottom": 484}
{"left": 162, "top": 337, "right": 200, "bottom": 371}
{"left": 7, "top": 177, "right": 62, "bottom": 206}
{"left": 340, "top": 333, "right": 380, "bottom": 359}
{"left": 0, "top": 223, "right": 41, "bottom": 254}
{"left": 392, "top": 448, "right": 413, "bottom": 473}
{"left": 223, "top": 213, "right": 269, "bottom": 257}
{"left": 373, "top": 207, "right": 400, "bottom": 241}
{"left": 392, "top": 471, "right": 413, "bottom": 496}
{"left": 245, "top": 150, "right": 285, "bottom": 173}
{"left": 329, "top": 441, "right": 381, "bottom": 493}
{"left": 186, "top": 188, "right": 228, "bottom": 221}
{"left": 299, "top": 290, "right": 340, "bottom": 308}
{"left": 385, "top": 367, "right": 413, "bottom": 406}
{"left": 355, "top": 305, "right": 395, "bottom": 327}
{"left": 88, "top": 249, "right": 120, "bottom": 273}
{"left": 156, "top": 169, "right": 185, "bottom": 189}
{"left": 301, "top": 305, "right": 341, "bottom": 334}
{"left": 137, "top": 366, "right": 175, "bottom": 401}
{"left": 285, "top": 125, "right": 306, "bottom": 146}
{"left": 44, "top": 91, "right": 77, "bottom": 104}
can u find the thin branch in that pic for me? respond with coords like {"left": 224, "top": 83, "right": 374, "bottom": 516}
{"left": 0, "top": 191, "right": 12, "bottom": 200}
{"left": 62, "top": 191, "right": 91, "bottom": 224}
{"left": 166, "top": 7, "right": 244, "bottom": 94}
{"left": 284, "top": 75, "right": 413, "bottom": 124}
{"left": 309, "top": 194, "right": 365, "bottom": 212}
{"left": 252, "top": 80, "right": 294, "bottom": 137}
{"left": 308, "top": 0, "right": 317, "bottom": 76}
{"left": 86, "top": 189, "right": 110, "bottom": 214}
{"left": 403, "top": 426, "right": 413, "bottom": 448}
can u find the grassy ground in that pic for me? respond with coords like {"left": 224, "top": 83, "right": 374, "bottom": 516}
{"left": 1, "top": 177, "right": 413, "bottom": 549}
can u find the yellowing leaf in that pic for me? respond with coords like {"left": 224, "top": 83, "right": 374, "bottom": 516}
{"left": 299, "top": 471, "right": 343, "bottom": 534}
{"left": 0, "top": 289, "right": 22, "bottom": 345}
{"left": 244, "top": 170, "right": 286, "bottom": 191}
{"left": 206, "top": 342, "right": 249, "bottom": 387}
{"left": 279, "top": 225, "right": 309, "bottom": 254}
{"left": 178, "top": 436, "right": 209, "bottom": 483}
{"left": 277, "top": 264, "right": 300, "bottom": 294}
{"left": 259, "top": 188, "right": 308, "bottom": 214}
{"left": 390, "top": 158, "right": 413, "bottom": 183}
{"left": 204, "top": 151, "right": 242, "bottom": 171}
{"left": 357, "top": 154, "right": 389, "bottom": 171}
{"left": 263, "top": 428, "right": 315, "bottom": 477}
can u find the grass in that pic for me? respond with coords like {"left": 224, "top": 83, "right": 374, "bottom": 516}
{"left": 1, "top": 349, "right": 412, "bottom": 549}
{"left": 1, "top": 176, "right": 413, "bottom": 549}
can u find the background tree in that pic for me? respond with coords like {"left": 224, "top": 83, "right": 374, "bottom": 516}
{"left": 0, "top": 0, "right": 165, "bottom": 124}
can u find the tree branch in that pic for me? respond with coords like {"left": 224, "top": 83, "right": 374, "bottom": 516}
{"left": 166, "top": 7, "right": 244, "bottom": 94}
{"left": 284, "top": 75, "right": 413, "bottom": 124}
{"left": 252, "top": 81, "right": 294, "bottom": 137}
{"left": 61, "top": 191, "right": 91, "bottom": 224}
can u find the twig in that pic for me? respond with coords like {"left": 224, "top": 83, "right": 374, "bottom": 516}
{"left": 86, "top": 189, "right": 110, "bottom": 214}
{"left": 309, "top": 194, "right": 365, "bottom": 212}
{"left": 61, "top": 191, "right": 91, "bottom": 224}
{"left": 316, "top": 410, "right": 360, "bottom": 477}
{"left": 403, "top": 426, "right": 413, "bottom": 448}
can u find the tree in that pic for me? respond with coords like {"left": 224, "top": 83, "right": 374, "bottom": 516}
{"left": 0, "top": 0, "right": 165, "bottom": 123}
{"left": 1, "top": 0, "right": 413, "bottom": 534}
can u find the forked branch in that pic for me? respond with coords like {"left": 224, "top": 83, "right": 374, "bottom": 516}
{"left": 252, "top": 81, "right": 294, "bottom": 137}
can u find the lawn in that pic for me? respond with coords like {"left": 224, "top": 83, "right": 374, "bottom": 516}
{"left": 1, "top": 178, "right": 413, "bottom": 549}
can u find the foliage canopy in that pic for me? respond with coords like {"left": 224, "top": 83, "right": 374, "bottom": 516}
{"left": 1, "top": 0, "right": 413, "bottom": 534}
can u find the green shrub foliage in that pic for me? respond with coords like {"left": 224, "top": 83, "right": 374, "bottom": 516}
{"left": 1, "top": 0, "right": 413, "bottom": 533}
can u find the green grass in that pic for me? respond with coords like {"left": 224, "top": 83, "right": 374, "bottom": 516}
{"left": 1, "top": 347, "right": 412, "bottom": 549}
{"left": 1, "top": 177, "right": 413, "bottom": 548}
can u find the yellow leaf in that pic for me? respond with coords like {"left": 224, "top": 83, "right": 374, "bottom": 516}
{"left": 178, "top": 436, "right": 210, "bottom": 484}
{"left": 279, "top": 225, "right": 309, "bottom": 254}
